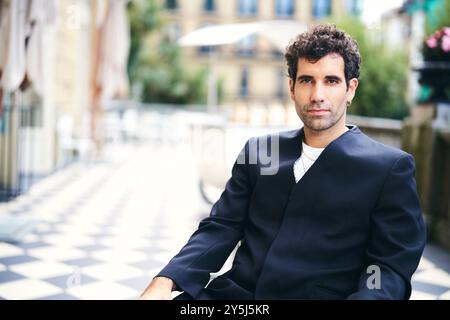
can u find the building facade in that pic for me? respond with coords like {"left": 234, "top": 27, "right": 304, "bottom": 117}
{"left": 158, "top": 0, "right": 361, "bottom": 109}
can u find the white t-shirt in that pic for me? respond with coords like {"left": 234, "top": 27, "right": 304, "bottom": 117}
{"left": 293, "top": 142, "right": 325, "bottom": 183}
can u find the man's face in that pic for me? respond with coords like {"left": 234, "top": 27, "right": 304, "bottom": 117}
{"left": 289, "top": 53, "right": 358, "bottom": 132}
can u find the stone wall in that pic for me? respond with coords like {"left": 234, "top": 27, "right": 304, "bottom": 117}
{"left": 402, "top": 104, "right": 450, "bottom": 252}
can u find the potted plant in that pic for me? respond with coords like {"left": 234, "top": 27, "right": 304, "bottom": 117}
{"left": 417, "top": 27, "right": 450, "bottom": 103}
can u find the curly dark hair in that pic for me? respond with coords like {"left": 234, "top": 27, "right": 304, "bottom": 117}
{"left": 285, "top": 24, "right": 361, "bottom": 88}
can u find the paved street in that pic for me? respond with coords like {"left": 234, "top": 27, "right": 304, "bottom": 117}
{"left": 0, "top": 124, "right": 449, "bottom": 299}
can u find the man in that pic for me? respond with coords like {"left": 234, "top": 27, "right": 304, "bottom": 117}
{"left": 140, "top": 24, "right": 426, "bottom": 300}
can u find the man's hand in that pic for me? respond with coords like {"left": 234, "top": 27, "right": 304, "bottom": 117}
{"left": 139, "top": 276, "right": 176, "bottom": 300}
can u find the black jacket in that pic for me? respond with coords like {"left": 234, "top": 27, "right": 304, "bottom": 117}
{"left": 158, "top": 125, "right": 426, "bottom": 299}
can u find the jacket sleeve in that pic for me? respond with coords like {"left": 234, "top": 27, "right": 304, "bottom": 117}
{"left": 347, "top": 154, "right": 426, "bottom": 300}
{"left": 156, "top": 139, "right": 254, "bottom": 298}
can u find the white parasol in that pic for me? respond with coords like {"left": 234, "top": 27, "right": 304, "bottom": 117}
{"left": 178, "top": 20, "right": 307, "bottom": 52}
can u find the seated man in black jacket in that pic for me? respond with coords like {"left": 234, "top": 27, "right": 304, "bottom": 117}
{"left": 140, "top": 24, "right": 426, "bottom": 300}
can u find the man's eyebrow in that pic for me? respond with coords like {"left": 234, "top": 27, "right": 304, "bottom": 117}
{"left": 325, "top": 75, "right": 343, "bottom": 81}
{"left": 296, "top": 75, "right": 313, "bottom": 81}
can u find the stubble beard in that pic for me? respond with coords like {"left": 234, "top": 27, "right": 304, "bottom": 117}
{"left": 298, "top": 101, "right": 347, "bottom": 132}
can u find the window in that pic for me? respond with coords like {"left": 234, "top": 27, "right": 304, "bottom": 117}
{"left": 345, "top": 0, "right": 360, "bottom": 16}
{"left": 20, "top": 105, "right": 43, "bottom": 128}
{"left": 238, "top": 0, "right": 257, "bottom": 16}
{"left": 204, "top": 0, "right": 215, "bottom": 12}
{"left": 312, "top": 0, "right": 331, "bottom": 18}
{"left": 276, "top": 69, "right": 286, "bottom": 99}
{"left": 237, "top": 35, "right": 256, "bottom": 56}
{"left": 275, "top": 0, "right": 294, "bottom": 17}
{"left": 165, "top": 23, "right": 181, "bottom": 42}
{"left": 240, "top": 68, "right": 249, "bottom": 98}
{"left": 199, "top": 45, "right": 215, "bottom": 54}
{"left": 166, "top": 0, "right": 177, "bottom": 10}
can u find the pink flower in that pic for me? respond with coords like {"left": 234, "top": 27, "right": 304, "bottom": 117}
{"left": 444, "top": 27, "right": 450, "bottom": 36}
{"left": 427, "top": 36, "right": 437, "bottom": 48}
{"left": 434, "top": 29, "right": 443, "bottom": 38}
{"left": 442, "top": 35, "right": 450, "bottom": 52}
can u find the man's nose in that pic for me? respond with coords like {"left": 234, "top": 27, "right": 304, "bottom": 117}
{"left": 311, "top": 83, "right": 326, "bottom": 104}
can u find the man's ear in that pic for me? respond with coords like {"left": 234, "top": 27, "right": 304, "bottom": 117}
{"left": 347, "top": 78, "right": 358, "bottom": 102}
{"left": 289, "top": 78, "right": 295, "bottom": 101}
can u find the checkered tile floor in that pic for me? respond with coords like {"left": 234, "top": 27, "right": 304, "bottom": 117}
{"left": 0, "top": 140, "right": 449, "bottom": 300}
{"left": 0, "top": 142, "right": 204, "bottom": 300}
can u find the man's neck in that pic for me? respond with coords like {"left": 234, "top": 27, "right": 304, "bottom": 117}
{"left": 303, "top": 124, "right": 349, "bottom": 148}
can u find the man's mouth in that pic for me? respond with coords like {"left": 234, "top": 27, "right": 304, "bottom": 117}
{"left": 307, "top": 109, "right": 329, "bottom": 115}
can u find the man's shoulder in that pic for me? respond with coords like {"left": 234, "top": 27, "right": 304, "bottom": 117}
{"left": 348, "top": 129, "right": 412, "bottom": 166}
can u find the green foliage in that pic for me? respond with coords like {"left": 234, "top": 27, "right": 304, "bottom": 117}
{"left": 135, "top": 38, "right": 208, "bottom": 104}
{"left": 127, "top": 0, "right": 208, "bottom": 105}
{"left": 127, "top": 0, "right": 161, "bottom": 82}
{"left": 426, "top": 0, "right": 450, "bottom": 36}
{"left": 333, "top": 17, "right": 410, "bottom": 119}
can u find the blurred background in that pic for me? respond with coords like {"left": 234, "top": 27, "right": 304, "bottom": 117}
{"left": 0, "top": 0, "right": 449, "bottom": 300}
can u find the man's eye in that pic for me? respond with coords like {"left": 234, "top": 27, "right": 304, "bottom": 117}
{"left": 327, "top": 79, "right": 339, "bottom": 84}
{"left": 299, "top": 79, "right": 311, "bottom": 84}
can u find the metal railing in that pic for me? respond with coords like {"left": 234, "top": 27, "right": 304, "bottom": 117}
{"left": 0, "top": 93, "right": 40, "bottom": 201}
